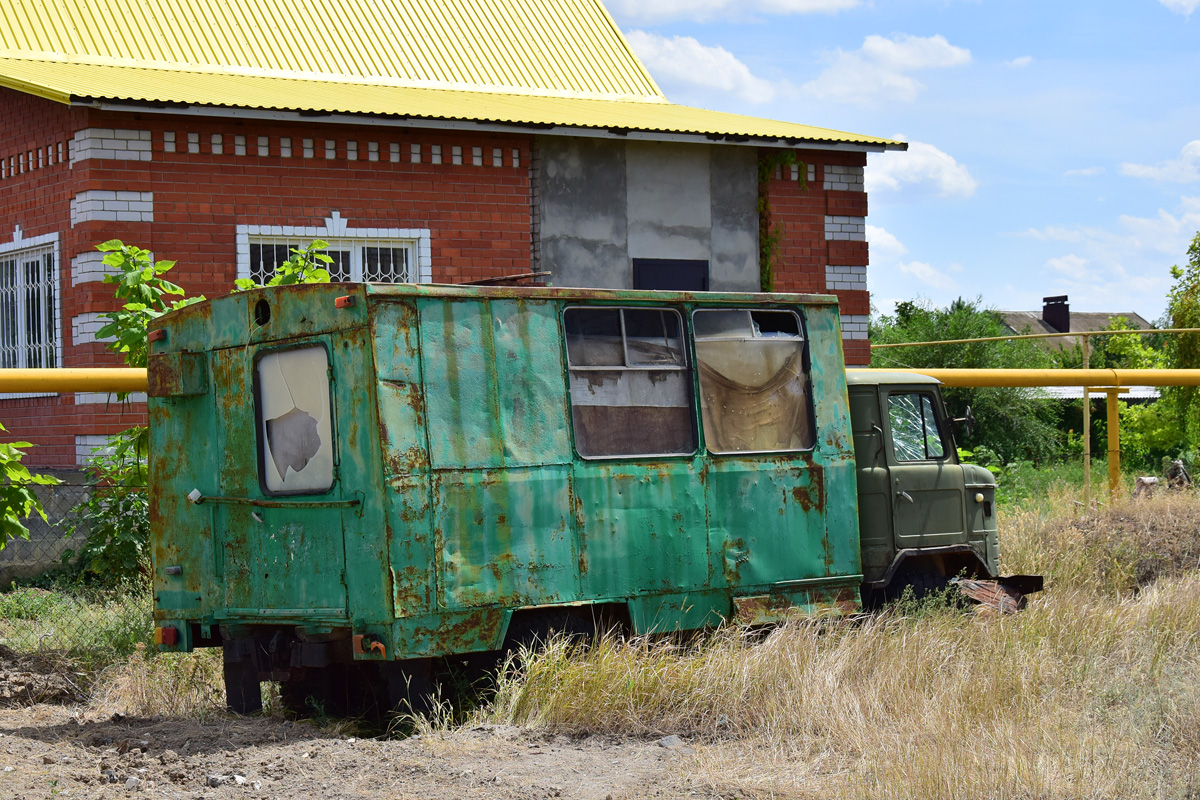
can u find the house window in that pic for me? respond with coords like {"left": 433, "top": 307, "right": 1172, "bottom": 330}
{"left": 0, "top": 237, "right": 58, "bottom": 370}
{"left": 693, "top": 309, "right": 813, "bottom": 453}
{"left": 236, "top": 217, "right": 432, "bottom": 285}
{"left": 563, "top": 306, "right": 696, "bottom": 458}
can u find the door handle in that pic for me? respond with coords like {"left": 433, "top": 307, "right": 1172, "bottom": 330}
{"left": 896, "top": 490, "right": 914, "bottom": 504}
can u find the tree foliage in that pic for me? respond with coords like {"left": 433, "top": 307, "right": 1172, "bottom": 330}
{"left": 0, "top": 422, "right": 60, "bottom": 550}
{"left": 870, "top": 297, "right": 1062, "bottom": 462}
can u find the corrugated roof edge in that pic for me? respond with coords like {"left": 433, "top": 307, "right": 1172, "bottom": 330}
{"left": 0, "top": 57, "right": 906, "bottom": 149}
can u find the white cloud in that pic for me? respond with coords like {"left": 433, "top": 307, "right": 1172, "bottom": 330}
{"left": 625, "top": 31, "right": 777, "bottom": 103}
{"left": 1159, "top": 0, "right": 1199, "bottom": 15}
{"left": 898, "top": 260, "right": 959, "bottom": 290}
{"left": 866, "top": 140, "right": 978, "bottom": 198}
{"left": 1065, "top": 167, "right": 1105, "bottom": 177}
{"left": 1047, "top": 254, "right": 1088, "bottom": 279}
{"left": 607, "top": 0, "right": 859, "bottom": 23}
{"left": 802, "top": 34, "right": 971, "bottom": 105}
{"left": 867, "top": 225, "right": 908, "bottom": 260}
{"left": 1006, "top": 56, "right": 1034, "bottom": 68}
{"left": 1016, "top": 197, "right": 1200, "bottom": 314}
{"left": 1120, "top": 140, "right": 1200, "bottom": 183}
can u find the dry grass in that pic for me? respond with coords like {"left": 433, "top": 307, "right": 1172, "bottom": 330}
{"left": 479, "top": 489, "right": 1200, "bottom": 799}
{"left": 88, "top": 643, "right": 225, "bottom": 719}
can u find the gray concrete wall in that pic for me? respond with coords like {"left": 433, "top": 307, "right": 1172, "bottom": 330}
{"left": 534, "top": 138, "right": 758, "bottom": 291}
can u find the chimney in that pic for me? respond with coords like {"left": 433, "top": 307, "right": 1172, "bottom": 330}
{"left": 1042, "top": 295, "right": 1069, "bottom": 333}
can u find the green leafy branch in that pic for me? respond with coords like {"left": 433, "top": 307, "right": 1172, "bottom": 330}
{"left": 233, "top": 239, "right": 334, "bottom": 292}
{"left": 0, "top": 422, "right": 60, "bottom": 550}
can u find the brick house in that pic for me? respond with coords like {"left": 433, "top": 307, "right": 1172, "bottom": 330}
{"left": 0, "top": 0, "right": 902, "bottom": 468}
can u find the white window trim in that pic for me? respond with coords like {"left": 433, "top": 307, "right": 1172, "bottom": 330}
{"left": 236, "top": 213, "right": 432, "bottom": 284}
{"left": 0, "top": 229, "right": 61, "bottom": 399}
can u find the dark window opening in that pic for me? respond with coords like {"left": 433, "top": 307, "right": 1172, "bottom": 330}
{"left": 632, "top": 259, "right": 709, "bottom": 291}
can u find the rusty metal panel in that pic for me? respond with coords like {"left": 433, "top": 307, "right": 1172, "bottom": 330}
{"left": 147, "top": 351, "right": 207, "bottom": 397}
{"left": 435, "top": 467, "right": 577, "bottom": 609}
{"left": 706, "top": 460, "right": 829, "bottom": 589}
{"left": 215, "top": 504, "right": 347, "bottom": 617}
{"left": 573, "top": 460, "right": 708, "bottom": 598}
{"left": 387, "top": 474, "right": 433, "bottom": 618}
{"left": 419, "top": 298, "right": 504, "bottom": 469}
{"left": 490, "top": 299, "right": 572, "bottom": 466}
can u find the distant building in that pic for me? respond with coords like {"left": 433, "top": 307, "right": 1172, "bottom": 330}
{"left": 999, "top": 295, "right": 1158, "bottom": 400}
{"left": 998, "top": 295, "right": 1153, "bottom": 350}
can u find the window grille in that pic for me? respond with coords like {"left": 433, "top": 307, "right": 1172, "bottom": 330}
{"left": 0, "top": 240, "right": 58, "bottom": 371}
{"left": 246, "top": 237, "right": 418, "bottom": 285}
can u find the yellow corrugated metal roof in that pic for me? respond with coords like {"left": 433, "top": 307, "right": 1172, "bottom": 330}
{"left": 0, "top": 56, "right": 898, "bottom": 146}
{"left": 0, "top": 0, "right": 903, "bottom": 148}
{"left": 1, "top": 0, "right": 663, "bottom": 101}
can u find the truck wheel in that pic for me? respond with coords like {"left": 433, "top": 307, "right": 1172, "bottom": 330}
{"left": 223, "top": 657, "right": 262, "bottom": 714}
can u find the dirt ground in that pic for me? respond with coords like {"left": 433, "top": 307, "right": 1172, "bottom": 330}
{"left": 0, "top": 652, "right": 716, "bottom": 800}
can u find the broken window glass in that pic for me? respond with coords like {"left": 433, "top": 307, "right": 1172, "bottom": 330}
{"left": 693, "top": 309, "right": 813, "bottom": 453}
{"left": 257, "top": 345, "right": 335, "bottom": 493}
{"left": 563, "top": 307, "right": 695, "bottom": 458}
{"left": 888, "top": 393, "right": 945, "bottom": 461}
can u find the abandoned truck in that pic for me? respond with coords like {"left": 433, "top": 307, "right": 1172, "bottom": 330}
{"left": 146, "top": 283, "right": 1032, "bottom": 715}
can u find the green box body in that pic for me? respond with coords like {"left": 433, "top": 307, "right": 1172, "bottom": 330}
{"left": 148, "top": 283, "right": 867, "bottom": 659}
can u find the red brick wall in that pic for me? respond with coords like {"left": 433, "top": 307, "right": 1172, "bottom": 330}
{"left": 2, "top": 101, "right": 535, "bottom": 466}
{"left": 765, "top": 148, "right": 871, "bottom": 365}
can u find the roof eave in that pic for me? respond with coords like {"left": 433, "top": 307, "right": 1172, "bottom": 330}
{"left": 71, "top": 96, "right": 907, "bottom": 152}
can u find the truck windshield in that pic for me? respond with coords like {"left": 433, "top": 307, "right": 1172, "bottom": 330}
{"left": 692, "top": 309, "right": 813, "bottom": 453}
{"left": 888, "top": 392, "right": 946, "bottom": 461}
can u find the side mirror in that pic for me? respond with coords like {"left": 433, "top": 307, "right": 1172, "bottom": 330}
{"left": 952, "top": 406, "right": 975, "bottom": 438}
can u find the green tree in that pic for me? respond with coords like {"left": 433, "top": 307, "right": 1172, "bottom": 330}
{"left": 870, "top": 297, "right": 1062, "bottom": 462}
{"left": 0, "top": 423, "right": 59, "bottom": 550}
{"left": 1166, "top": 231, "right": 1200, "bottom": 448}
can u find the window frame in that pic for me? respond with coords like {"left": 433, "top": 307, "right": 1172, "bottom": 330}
{"left": 236, "top": 220, "right": 432, "bottom": 285}
{"left": 252, "top": 340, "right": 339, "bottom": 497}
{"left": 691, "top": 307, "right": 816, "bottom": 456}
{"left": 885, "top": 390, "right": 949, "bottom": 463}
{"left": 0, "top": 231, "right": 60, "bottom": 399}
{"left": 561, "top": 304, "right": 698, "bottom": 461}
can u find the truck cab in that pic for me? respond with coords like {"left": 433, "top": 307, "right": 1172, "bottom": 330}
{"left": 846, "top": 371, "right": 1001, "bottom": 604}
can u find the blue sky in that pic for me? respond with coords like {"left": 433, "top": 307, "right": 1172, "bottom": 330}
{"left": 606, "top": 0, "right": 1200, "bottom": 321}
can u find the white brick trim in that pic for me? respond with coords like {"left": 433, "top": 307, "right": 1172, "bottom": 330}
{"left": 69, "top": 128, "right": 152, "bottom": 166}
{"left": 71, "top": 251, "right": 115, "bottom": 286}
{"left": 823, "top": 165, "right": 865, "bottom": 192}
{"left": 236, "top": 212, "right": 433, "bottom": 283}
{"left": 75, "top": 434, "right": 114, "bottom": 467}
{"left": 74, "top": 391, "right": 148, "bottom": 405}
{"left": 71, "top": 312, "right": 107, "bottom": 346}
{"left": 70, "top": 191, "right": 154, "bottom": 227}
{"left": 824, "top": 215, "right": 866, "bottom": 242}
{"left": 841, "top": 313, "right": 869, "bottom": 340}
{"left": 825, "top": 264, "right": 867, "bottom": 292}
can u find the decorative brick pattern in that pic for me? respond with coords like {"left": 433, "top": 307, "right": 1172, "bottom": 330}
{"left": 69, "top": 190, "right": 154, "bottom": 226}
{"left": 823, "top": 164, "right": 864, "bottom": 192}
{"left": 824, "top": 215, "right": 866, "bottom": 241}
{"left": 71, "top": 312, "right": 106, "bottom": 346}
{"left": 70, "top": 251, "right": 114, "bottom": 286}
{"left": 68, "top": 128, "right": 152, "bottom": 166}
{"left": 841, "top": 313, "right": 868, "bottom": 340}
{"left": 825, "top": 264, "right": 867, "bottom": 292}
{"left": 75, "top": 434, "right": 113, "bottom": 466}
{"left": 74, "top": 391, "right": 148, "bottom": 405}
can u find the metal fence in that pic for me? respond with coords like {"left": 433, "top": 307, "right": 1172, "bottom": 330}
{"left": 0, "top": 481, "right": 152, "bottom": 662}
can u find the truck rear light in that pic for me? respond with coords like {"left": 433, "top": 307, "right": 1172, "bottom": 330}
{"left": 154, "top": 626, "right": 179, "bottom": 646}
{"left": 335, "top": 295, "right": 356, "bottom": 309}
